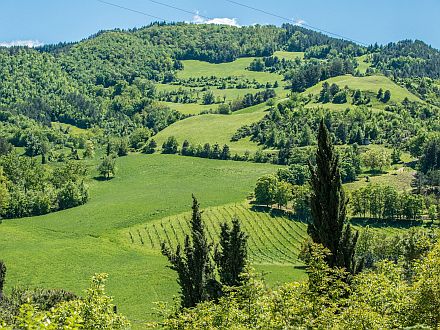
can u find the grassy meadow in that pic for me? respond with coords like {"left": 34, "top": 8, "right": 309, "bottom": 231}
{"left": 154, "top": 102, "right": 271, "bottom": 154}
{"left": 0, "top": 154, "right": 282, "bottom": 322}
{"left": 177, "top": 58, "right": 283, "bottom": 83}
{"left": 304, "top": 74, "right": 421, "bottom": 103}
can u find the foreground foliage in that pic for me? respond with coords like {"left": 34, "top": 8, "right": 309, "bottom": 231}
{"left": 155, "top": 241, "right": 440, "bottom": 329}
{"left": 0, "top": 273, "right": 129, "bottom": 329}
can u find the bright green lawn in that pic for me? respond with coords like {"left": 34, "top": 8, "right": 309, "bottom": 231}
{"left": 177, "top": 58, "right": 283, "bottom": 83}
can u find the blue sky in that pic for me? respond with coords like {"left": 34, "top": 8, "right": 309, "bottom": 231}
{"left": 1, "top": 0, "right": 439, "bottom": 49}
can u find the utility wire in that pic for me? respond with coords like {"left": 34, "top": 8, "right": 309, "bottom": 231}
{"left": 97, "top": 0, "right": 168, "bottom": 22}
{"left": 224, "top": 0, "right": 368, "bottom": 46}
{"left": 98, "top": 0, "right": 369, "bottom": 46}
{"left": 144, "top": 0, "right": 214, "bottom": 21}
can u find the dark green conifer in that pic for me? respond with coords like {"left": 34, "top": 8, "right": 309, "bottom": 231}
{"left": 215, "top": 218, "right": 247, "bottom": 287}
{"left": 308, "top": 120, "right": 360, "bottom": 274}
{"left": 161, "top": 196, "right": 218, "bottom": 308}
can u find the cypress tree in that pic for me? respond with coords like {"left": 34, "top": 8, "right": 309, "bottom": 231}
{"left": 308, "top": 120, "right": 360, "bottom": 274}
{"left": 161, "top": 195, "right": 219, "bottom": 308}
{"left": 214, "top": 218, "right": 247, "bottom": 287}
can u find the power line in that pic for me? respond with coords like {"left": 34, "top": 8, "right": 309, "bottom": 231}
{"left": 224, "top": 0, "right": 369, "bottom": 46}
{"left": 96, "top": 0, "right": 168, "bottom": 22}
{"left": 144, "top": 0, "right": 214, "bottom": 21}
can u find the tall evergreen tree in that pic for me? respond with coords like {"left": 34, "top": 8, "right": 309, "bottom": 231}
{"left": 161, "top": 196, "right": 219, "bottom": 308}
{"left": 308, "top": 120, "right": 360, "bottom": 274}
{"left": 214, "top": 218, "right": 248, "bottom": 287}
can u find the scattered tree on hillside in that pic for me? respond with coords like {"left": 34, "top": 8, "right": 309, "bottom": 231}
{"left": 308, "top": 120, "right": 360, "bottom": 273}
{"left": 254, "top": 174, "right": 278, "bottom": 207}
{"left": 161, "top": 196, "right": 219, "bottom": 308}
{"left": 214, "top": 218, "right": 248, "bottom": 287}
{"left": 98, "top": 156, "right": 116, "bottom": 180}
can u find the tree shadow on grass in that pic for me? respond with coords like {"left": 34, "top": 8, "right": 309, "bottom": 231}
{"left": 92, "top": 176, "right": 115, "bottom": 182}
{"left": 350, "top": 217, "right": 424, "bottom": 229}
{"left": 249, "top": 204, "right": 309, "bottom": 224}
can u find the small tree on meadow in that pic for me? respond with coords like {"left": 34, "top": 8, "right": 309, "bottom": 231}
{"left": 98, "top": 156, "right": 116, "bottom": 180}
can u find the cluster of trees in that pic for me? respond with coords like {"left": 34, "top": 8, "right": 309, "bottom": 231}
{"left": 282, "top": 24, "right": 365, "bottom": 56}
{"left": 174, "top": 76, "right": 269, "bottom": 90}
{"left": 350, "top": 184, "right": 426, "bottom": 221}
{"left": 181, "top": 140, "right": 231, "bottom": 160}
{"left": 287, "top": 58, "right": 355, "bottom": 92}
{"left": 254, "top": 174, "right": 311, "bottom": 217}
{"left": 0, "top": 155, "right": 88, "bottom": 219}
{"left": 398, "top": 77, "right": 440, "bottom": 107}
{"left": 248, "top": 55, "right": 300, "bottom": 74}
{"left": 361, "top": 148, "right": 391, "bottom": 172}
{"left": 217, "top": 89, "right": 276, "bottom": 114}
{"left": 318, "top": 82, "right": 348, "bottom": 104}
{"left": 243, "top": 97, "right": 421, "bottom": 152}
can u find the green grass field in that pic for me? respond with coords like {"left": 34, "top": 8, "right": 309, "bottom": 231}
{"left": 178, "top": 58, "right": 283, "bottom": 84}
{"left": 0, "top": 154, "right": 281, "bottom": 324}
{"left": 273, "top": 51, "right": 304, "bottom": 60}
{"left": 356, "top": 54, "right": 372, "bottom": 74}
{"left": 154, "top": 102, "right": 271, "bottom": 154}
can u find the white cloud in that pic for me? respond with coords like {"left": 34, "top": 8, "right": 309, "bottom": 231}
{"left": 294, "top": 19, "right": 306, "bottom": 27}
{"left": 0, "top": 40, "right": 44, "bottom": 48}
{"left": 192, "top": 12, "right": 240, "bottom": 27}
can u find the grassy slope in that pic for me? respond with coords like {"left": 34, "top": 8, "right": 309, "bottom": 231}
{"left": 157, "top": 56, "right": 287, "bottom": 115}
{"left": 154, "top": 102, "right": 270, "bottom": 154}
{"left": 356, "top": 54, "right": 372, "bottom": 74}
{"left": 304, "top": 75, "right": 421, "bottom": 103}
{"left": 273, "top": 51, "right": 304, "bottom": 60}
{"left": 0, "top": 154, "right": 279, "bottom": 322}
{"left": 177, "top": 58, "right": 283, "bottom": 83}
